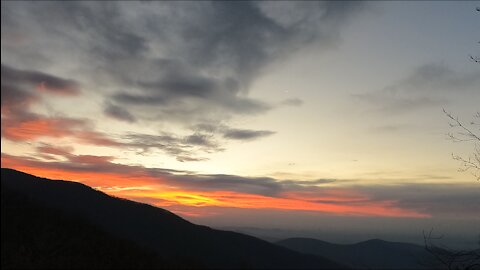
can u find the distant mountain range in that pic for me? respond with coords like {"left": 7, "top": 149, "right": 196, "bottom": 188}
{"left": 276, "top": 237, "right": 444, "bottom": 269}
{"left": 1, "top": 168, "right": 341, "bottom": 269}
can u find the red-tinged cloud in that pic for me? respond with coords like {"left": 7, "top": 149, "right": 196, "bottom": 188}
{"left": 37, "top": 144, "right": 74, "bottom": 157}
{"left": 1, "top": 111, "right": 125, "bottom": 148}
{"left": 36, "top": 145, "right": 115, "bottom": 164}
{"left": 1, "top": 72, "right": 124, "bottom": 148}
{"left": 75, "top": 131, "right": 124, "bottom": 147}
{"left": 0, "top": 64, "right": 114, "bottom": 147}
{"left": 1, "top": 64, "right": 260, "bottom": 162}
{"left": 1, "top": 116, "right": 86, "bottom": 141}
{"left": 0, "top": 150, "right": 440, "bottom": 219}
{"left": 1, "top": 153, "right": 160, "bottom": 187}
{"left": 69, "top": 155, "right": 115, "bottom": 164}
{"left": 115, "top": 189, "right": 427, "bottom": 218}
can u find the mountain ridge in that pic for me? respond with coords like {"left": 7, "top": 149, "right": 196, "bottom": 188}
{"left": 277, "top": 237, "right": 442, "bottom": 269}
{"left": 1, "top": 168, "right": 342, "bottom": 269}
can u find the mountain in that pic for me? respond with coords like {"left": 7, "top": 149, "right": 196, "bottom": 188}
{"left": 1, "top": 168, "right": 342, "bottom": 269}
{"left": 2, "top": 178, "right": 175, "bottom": 269}
{"left": 276, "top": 237, "right": 443, "bottom": 269}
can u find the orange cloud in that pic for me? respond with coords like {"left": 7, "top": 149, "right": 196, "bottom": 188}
{"left": 119, "top": 190, "right": 427, "bottom": 218}
{"left": 1, "top": 68, "right": 119, "bottom": 148}
{"left": 0, "top": 154, "right": 158, "bottom": 187}
{"left": 2, "top": 114, "right": 123, "bottom": 147}
{"left": 68, "top": 155, "right": 115, "bottom": 164}
{"left": 37, "top": 144, "right": 74, "bottom": 157}
{"left": 1, "top": 117, "right": 85, "bottom": 141}
{"left": 1, "top": 153, "right": 429, "bottom": 218}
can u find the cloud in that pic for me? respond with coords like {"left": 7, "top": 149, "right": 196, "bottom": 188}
{"left": 3, "top": 90, "right": 228, "bottom": 161}
{"left": 0, "top": 62, "right": 220, "bottom": 161}
{"left": 184, "top": 133, "right": 217, "bottom": 147}
{"left": 1, "top": 83, "right": 38, "bottom": 116}
{"left": 9, "top": 151, "right": 478, "bottom": 218}
{"left": 1, "top": 64, "right": 80, "bottom": 118}
{"left": 5, "top": 142, "right": 479, "bottom": 219}
{"left": 354, "top": 63, "right": 480, "bottom": 114}
{"left": 280, "top": 98, "right": 304, "bottom": 107}
{"left": 0, "top": 64, "right": 91, "bottom": 143}
{"left": 10, "top": 144, "right": 479, "bottom": 220}
{"left": 222, "top": 128, "right": 276, "bottom": 141}
{"left": 1, "top": 1, "right": 368, "bottom": 161}
{"left": 1, "top": 116, "right": 86, "bottom": 141}
{"left": 2, "top": 150, "right": 326, "bottom": 198}
{"left": 357, "top": 184, "right": 480, "bottom": 218}
{"left": 1, "top": 64, "right": 80, "bottom": 96}
{"left": 190, "top": 123, "right": 277, "bottom": 142}
{"left": 36, "top": 144, "right": 74, "bottom": 158}
{"left": 36, "top": 144, "right": 114, "bottom": 164}
{"left": 1, "top": 1, "right": 366, "bottom": 125}
{"left": 120, "top": 132, "right": 223, "bottom": 162}
{"left": 0, "top": 75, "right": 122, "bottom": 147}
{"left": 355, "top": 93, "right": 445, "bottom": 114}
{"left": 103, "top": 102, "right": 137, "bottom": 123}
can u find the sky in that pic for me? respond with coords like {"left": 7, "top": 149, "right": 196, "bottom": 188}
{"left": 1, "top": 1, "right": 479, "bottom": 247}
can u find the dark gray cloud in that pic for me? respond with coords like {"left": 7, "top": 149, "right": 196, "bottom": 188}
{"left": 222, "top": 128, "right": 276, "bottom": 141}
{"left": 281, "top": 179, "right": 336, "bottom": 186}
{"left": 355, "top": 63, "right": 480, "bottom": 114}
{"left": 1, "top": 1, "right": 367, "bottom": 161}
{"left": 1, "top": 63, "right": 80, "bottom": 115}
{"left": 388, "top": 63, "right": 480, "bottom": 93}
{"left": 357, "top": 184, "right": 480, "bottom": 218}
{"left": 1, "top": 83, "right": 37, "bottom": 115}
{"left": 1, "top": 64, "right": 79, "bottom": 95}
{"left": 121, "top": 132, "right": 223, "bottom": 162}
{"left": 1, "top": 1, "right": 366, "bottom": 123}
{"left": 104, "top": 102, "right": 136, "bottom": 123}
{"left": 172, "top": 174, "right": 283, "bottom": 197}
{"left": 191, "top": 123, "right": 277, "bottom": 142}
{"left": 0, "top": 63, "right": 88, "bottom": 141}
{"left": 184, "top": 133, "right": 216, "bottom": 147}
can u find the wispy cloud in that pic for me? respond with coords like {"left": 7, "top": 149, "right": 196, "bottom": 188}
{"left": 120, "top": 132, "right": 223, "bottom": 162}
{"left": 1, "top": 64, "right": 80, "bottom": 96}
{"left": 1, "top": 150, "right": 426, "bottom": 218}
{"left": 1, "top": 1, "right": 366, "bottom": 143}
{"left": 222, "top": 129, "right": 276, "bottom": 141}
{"left": 103, "top": 102, "right": 137, "bottom": 123}
{"left": 4, "top": 149, "right": 479, "bottom": 219}
{"left": 354, "top": 63, "right": 480, "bottom": 114}
{"left": 280, "top": 98, "right": 304, "bottom": 107}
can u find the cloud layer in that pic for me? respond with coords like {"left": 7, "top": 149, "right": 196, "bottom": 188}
{"left": 355, "top": 63, "right": 480, "bottom": 114}
{"left": 2, "top": 1, "right": 366, "bottom": 161}
{"left": 3, "top": 149, "right": 479, "bottom": 219}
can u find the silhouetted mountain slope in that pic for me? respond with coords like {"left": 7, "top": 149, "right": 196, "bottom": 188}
{"left": 277, "top": 237, "right": 444, "bottom": 269}
{"left": 1, "top": 184, "right": 183, "bottom": 269}
{"left": 1, "top": 168, "right": 342, "bottom": 269}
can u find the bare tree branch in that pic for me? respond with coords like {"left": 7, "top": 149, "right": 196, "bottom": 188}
{"left": 424, "top": 229, "right": 480, "bottom": 270}
{"left": 444, "top": 109, "right": 480, "bottom": 181}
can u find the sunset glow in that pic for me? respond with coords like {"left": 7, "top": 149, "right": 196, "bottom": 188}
{"left": 1, "top": 1, "right": 479, "bottom": 247}
{"left": 1, "top": 153, "right": 427, "bottom": 218}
